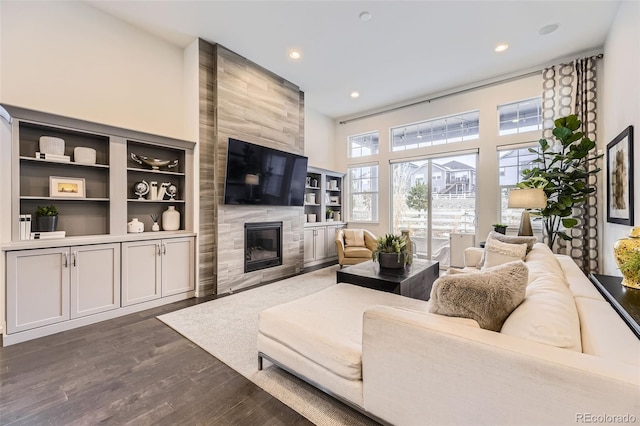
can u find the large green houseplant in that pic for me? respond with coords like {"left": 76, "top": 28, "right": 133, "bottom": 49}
{"left": 372, "top": 233, "right": 410, "bottom": 268}
{"left": 518, "top": 115, "right": 602, "bottom": 248}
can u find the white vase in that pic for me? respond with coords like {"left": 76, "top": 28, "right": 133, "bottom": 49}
{"left": 127, "top": 218, "right": 144, "bottom": 233}
{"left": 162, "top": 206, "right": 180, "bottom": 231}
{"left": 152, "top": 222, "right": 160, "bottom": 232}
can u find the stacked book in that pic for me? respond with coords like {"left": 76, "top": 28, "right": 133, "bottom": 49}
{"left": 18, "top": 214, "right": 32, "bottom": 240}
{"left": 35, "top": 152, "right": 70, "bottom": 162}
{"left": 30, "top": 231, "right": 66, "bottom": 240}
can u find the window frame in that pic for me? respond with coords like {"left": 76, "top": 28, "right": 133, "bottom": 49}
{"left": 347, "top": 131, "right": 379, "bottom": 159}
{"left": 497, "top": 143, "right": 540, "bottom": 227}
{"left": 347, "top": 163, "right": 379, "bottom": 222}
{"left": 497, "top": 97, "right": 542, "bottom": 136}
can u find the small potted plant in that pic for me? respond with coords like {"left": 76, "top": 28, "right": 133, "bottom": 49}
{"left": 326, "top": 208, "right": 334, "bottom": 222}
{"left": 372, "top": 233, "right": 410, "bottom": 269}
{"left": 492, "top": 223, "right": 508, "bottom": 235}
{"left": 35, "top": 205, "right": 59, "bottom": 232}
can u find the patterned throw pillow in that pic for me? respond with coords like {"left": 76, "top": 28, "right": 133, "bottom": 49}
{"left": 344, "top": 229, "right": 365, "bottom": 247}
{"left": 428, "top": 260, "right": 529, "bottom": 331}
{"left": 482, "top": 238, "right": 527, "bottom": 269}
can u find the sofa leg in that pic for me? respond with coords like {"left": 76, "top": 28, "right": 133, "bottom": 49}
{"left": 258, "top": 354, "right": 263, "bottom": 371}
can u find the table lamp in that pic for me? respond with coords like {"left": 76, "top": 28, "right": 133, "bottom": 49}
{"left": 508, "top": 188, "right": 547, "bottom": 236}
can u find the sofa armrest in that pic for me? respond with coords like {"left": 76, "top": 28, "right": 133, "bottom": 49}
{"left": 335, "top": 229, "right": 346, "bottom": 264}
{"left": 464, "top": 246, "right": 483, "bottom": 268}
{"left": 361, "top": 306, "right": 639, "bottom": 426}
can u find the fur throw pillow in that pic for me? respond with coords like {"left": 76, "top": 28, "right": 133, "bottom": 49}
{"left": 428, "top": 260, "right": 529, "bottom": 331}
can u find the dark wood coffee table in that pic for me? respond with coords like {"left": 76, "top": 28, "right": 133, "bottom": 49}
{"left": 336, "top": 259, "right": 439, "bottom": 301}
{"left": 589, "top": 273, "right": 640, "bottom": 339}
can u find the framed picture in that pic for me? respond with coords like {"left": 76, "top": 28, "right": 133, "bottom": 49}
{"left": 50, "top": 176, "right": 86, "bottom": 198}
{"left": 607, "top": 126, "right": 634, "bottom": 225}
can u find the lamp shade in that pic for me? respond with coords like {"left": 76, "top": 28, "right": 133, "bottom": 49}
{"left": 245, "top": 174, "right": 260, "bottom": 185}
{"left": 508, "top": 188, "right": 547, "bottom": 209}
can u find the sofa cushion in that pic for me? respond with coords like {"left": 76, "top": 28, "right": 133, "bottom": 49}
{"left": 574, "top": 297, "right": 640, "bottom": 366}
{"left": 344, "top": 246, "right": 372, "bottom": 258}
{"left": 258, "top": 283, "right": 428, "bottom": 381}
{"left": 482, "top": 238, "right": 527, "bottom": 269}
{"left": 428, "top": 260, "right": 528, "bottom": 331}
{"left": 501, "top": 244, "right": 582, "bottom": 351}
{"left": 344, "top": 229, "right": 365, "bottom": 247}
{"left": 556, "top": 255, "right": 604, "bottom": 300}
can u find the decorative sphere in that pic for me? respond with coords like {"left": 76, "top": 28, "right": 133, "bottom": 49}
{"left": 134, "top": 181, "right": 149, "bottom": 197}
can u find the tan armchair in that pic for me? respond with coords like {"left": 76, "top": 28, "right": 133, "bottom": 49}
{"left": 335, "top": 229, "right": 378, "bottom": 267}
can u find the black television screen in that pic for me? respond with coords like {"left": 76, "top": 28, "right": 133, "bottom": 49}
{"left": 224, "top": 138, "right": 308, "bottom": 206}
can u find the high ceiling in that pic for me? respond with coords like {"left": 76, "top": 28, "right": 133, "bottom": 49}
{"left": 86, "top": 1, "right": 621, "bottom": 119}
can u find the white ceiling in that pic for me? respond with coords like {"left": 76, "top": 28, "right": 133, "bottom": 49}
{"left": 87, "top": 1, "right": 621, "bottom": 119}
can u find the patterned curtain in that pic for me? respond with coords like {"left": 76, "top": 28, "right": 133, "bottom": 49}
{"left": 541, "top": 55, "right": 601, "bottom": 274}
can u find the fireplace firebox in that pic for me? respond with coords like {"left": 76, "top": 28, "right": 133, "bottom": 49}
{"left": 245, "top": 222, "right": 283, "bottom": 273}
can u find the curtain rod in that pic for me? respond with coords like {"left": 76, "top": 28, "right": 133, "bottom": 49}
{"left": 339, "top": 70, "right": 541, "bottom": 125}
{"left": 339, "top": 53, "right": 604, "bottom": 126}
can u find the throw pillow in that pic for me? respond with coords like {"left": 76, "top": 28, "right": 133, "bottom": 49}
{"left": 344, "top": 229, "right": 365, "bottom": 247}
{"left": 488, "top": 231, "right": 537, "bottom": 253}
{"left": 482, "top": 238, "right": 527, "bottom": 269}
{"left": 428, "top": 260, "right": 529, "bottom": 331}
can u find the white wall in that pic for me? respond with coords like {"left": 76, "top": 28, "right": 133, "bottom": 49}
{"left": 304, "top": 107, "right": 336, "bottom": 170}
{"left": 0, "top": 1, "right": 192, "bottom": 141}
{"left": 601, "top": 0, "right": 640, "bottom": 275}
{"left": 335, "top": 74, "right": 542, "bottom": 239}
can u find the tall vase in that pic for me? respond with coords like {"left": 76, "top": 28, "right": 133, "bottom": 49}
{"left": 401, "top": 229, "right": 413, "bottom": 265}
{"left": 162, "top": 206, "right": 180, "bottom": 231}
{"left": 613, "top": 227, "right": 640, "bottom": 289}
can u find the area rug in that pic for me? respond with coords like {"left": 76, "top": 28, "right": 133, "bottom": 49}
{"left": 157, "top": 266, "right": 377, "bottom": 426}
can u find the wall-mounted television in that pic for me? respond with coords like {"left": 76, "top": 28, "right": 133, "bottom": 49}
{"left": 223, "top": 138, "right": 308, "bottom": 206}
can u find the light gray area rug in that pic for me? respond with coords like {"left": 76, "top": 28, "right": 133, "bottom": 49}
{"left": 157, "top": 266, "right": 377, "bottom": 426}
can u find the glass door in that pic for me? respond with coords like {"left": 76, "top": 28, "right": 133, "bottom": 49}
{"left": 392, "top": 153, "right": 477, "bottom": 267}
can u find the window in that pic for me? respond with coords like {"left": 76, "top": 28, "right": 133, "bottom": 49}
{"left": 391, "top": 111, "right": 479, "bottom": 152}
{"left": 498, "top": 97, "right": 542, "bottom": 136}
{"left": 348, "top": 131, "right": 379, "bottom": 158}
{"left": 348, "top": 164, "right": 379, "bottom": 221}
{"left": 498, "top": 145, "right": 538, "bottom": 225}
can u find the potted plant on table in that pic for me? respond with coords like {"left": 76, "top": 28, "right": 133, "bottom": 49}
{"left": 35, "top": 205, "right": 59, "bottom": 232}
{"left": 492, "top": 223, "right": 508, "bottom": 234}
{"left": 372, "top": 233, "right": 410, "bottom": 269}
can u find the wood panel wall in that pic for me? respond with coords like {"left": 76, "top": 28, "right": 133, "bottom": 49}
{"left": 198, "top": 41, "right": 306, "bottom": 295}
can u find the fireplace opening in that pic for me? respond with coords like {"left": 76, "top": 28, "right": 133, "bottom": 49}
{"left": 245, "top": 222, "right": 283, "bottom": 273}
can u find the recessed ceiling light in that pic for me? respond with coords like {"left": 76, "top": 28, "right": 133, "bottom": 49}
{"left": 350, "top": 91, "right": 360, "bottom": 99}
{"left": 494, "top": 43, "right": 509, "bottom": 53}
{"left": 539, "top": 23, "right": 559, "bottom": 36}
{"left": 288, "top": 50, "right": 301, "bottom": 60}
{"left": 359, "top": 11, "right": 372, "bottom": 21}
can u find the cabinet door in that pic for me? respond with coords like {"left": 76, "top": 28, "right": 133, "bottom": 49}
{"left": 121, "top": 240, "right": 161, "bottom": 306}
{"left": 70, "top": 243, "right": 121, "bottom": 319}
{"left": 304, "top": 228, "right": 316, "bottom": 263}
{"left": 161, "top": 237, "right": 195, "bottom": 296}
{"left": 6, "top": 247, "right": 70, "bottom": 333}
{"left": 314, "top": 226, "right": 328, "bottom": 260}
{"left": 325, "top": 225, "right": 343, "bottom": 258}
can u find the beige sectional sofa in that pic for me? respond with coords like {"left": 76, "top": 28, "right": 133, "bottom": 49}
{"left": 257, "top": 243, "right": 640, "bottom": 425}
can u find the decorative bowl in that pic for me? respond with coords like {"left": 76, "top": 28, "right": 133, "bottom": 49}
{"left": 74, "top": 147, "right": 96, "bottom": 164}
{"left": 131, "top": 152, "right": 178, "bottom": 170}
{"left": 39, "top": 136, "right": 65, "bottom": 156}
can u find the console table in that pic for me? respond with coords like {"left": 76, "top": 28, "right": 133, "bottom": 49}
{"left": 589, "top": 273, "right": 640, "bottom": 339}
{"left": 336, "top": 259, "right": 439, "bottom": 301}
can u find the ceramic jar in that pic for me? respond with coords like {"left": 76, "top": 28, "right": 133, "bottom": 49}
{"left": 162, "top": 206, "right": 180, "bottom": 231}
{"left": 613, "top": 227, "right": 640, "bottom": 289}
{"left": 127, "top": 218, "right": 144, "bottom": 233}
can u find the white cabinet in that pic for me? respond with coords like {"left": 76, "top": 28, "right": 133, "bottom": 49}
{"left": 6, "top": 243, "right": 120, "bottom": 333}
{"left": 122, "top": 236, "right": 194, "bottom": 306}
{"left": 304, "top": 224, "right": 345, "bottom": 267}
{"left": 304, "top": 226, "right": 327, "bottom": 264}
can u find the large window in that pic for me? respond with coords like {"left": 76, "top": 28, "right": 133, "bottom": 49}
{"left": 498, "top": 145, "right": 538, "bottom": 225}
{"left": 391, "top": 153, "right": 476, "bottom": 267}
{"left": 498, "top": 97, "right": 542, "bottom": 135}
{"left": 391, "top": 111, "right": 479, "bottom": 152}
{"left": 348, "top": 131, "right": 379, "bottom": 158}
{"left": 348, "top": 164, "right": 379, "bottom": 222}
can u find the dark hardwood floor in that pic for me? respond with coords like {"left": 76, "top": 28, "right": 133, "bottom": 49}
{"left": 0, "top": 264, "right": 338, "bottom": 425}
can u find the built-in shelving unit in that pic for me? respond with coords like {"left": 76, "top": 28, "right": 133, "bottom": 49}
{"left": 0, "top": 104, "right": 197, "bottom": 345}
